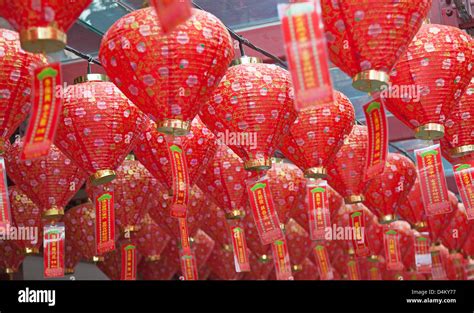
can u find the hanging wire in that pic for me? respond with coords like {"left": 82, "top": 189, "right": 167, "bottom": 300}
{"left": 64, "top": 45, "right": 101, "bottom": 66}
{"left": 238, "top": 40, "right": 245, "bottom": 57}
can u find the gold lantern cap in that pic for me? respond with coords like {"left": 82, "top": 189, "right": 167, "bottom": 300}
{"left": 344, "top": 194, "right": 365, "bottom": 204}
{"left": 415, "top": 123, "right": 444, "bottom": 140}
{"left": 231, "top": 56, "right": 263, "bottom": 66}
{"left": 90, "top": 169, "right": 117, "bottom": 186}
{"left": 20, "top": 26, "right": 67, "bottom": 53}
{"left": 304, "top": 166, "right": 327, "bottom": 179}
{"left": 157, "top": 119, "right": 191, "bottom": 136}
{"left": 43, "top": 205, "right": 64, "bottom": 220}
{"left": 352, "top": 70, "right": 390, "bottom": 93}
{"left": 73, "top": 74, "right": 109, "bottom": 85}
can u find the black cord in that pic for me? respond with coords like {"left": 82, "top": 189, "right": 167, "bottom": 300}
{"left": 238, "top": 41, "right": 245, "bottom": 57}
{"left": 64, "top": 45, "right": 101, "bottom": 66}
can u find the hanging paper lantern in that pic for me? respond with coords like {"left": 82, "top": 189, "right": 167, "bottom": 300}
{"left": 86, "top": 156, "right": 159, "bottom": 236}
{"left": 440, "top": 138, "right": 474, "bottom": 166}
{"left": 99, "top": 7, "right": 233, "bottom": 136}
{"left": 200, "top": 60, "right": 297, "bottom": 171}
{"left": 140, "top": 240, "right": 178, "bottom": 280}
{"left": 439, "top": 204, "right": 471, "bottom": 253}
{"left": 427, "top": 191, "right": 458, "bottom": 243}
{"left": 135, "top": 117, "right": 217, "bottom": 192}
{"left": 135, "top": 214, "right": 171, "bottom": 262}
{"left": 200, "top": 202, "right": 233, "bottom": 249}
{"left": 327, "top": 125, "right": 369, "bottom": 203}
{"left": 148, "top": 185, "right": 210, "bottom": 239}
{"left": 285, "top": 219, "right": 314, "bottom": 274}
{"left": 63, "top": 202, "right": 103, "bottom": 269}
{"left": 0, "top": 0, "right": 92, "bottom": 53}
{"left": 0, "top": 240, "right": 25, "bottom": 275}
{"left": 55, "top": 75, "right": 144, "bottom": 186}
{"left": 363, "top": 153, "right": 417, "bottom": 223}
{"left": 321, "top": 0, "right": 432, "bottom": 92}
{"left": 397, "top": 178, "right": 428, "bottom": 231}
{"left": 206, "top": 244, "right": 243, "bottom": 280}
{"left": 5, "top": 139, "right": 87, "bottom": 219}
{"left": 0, "top": 29, "right": 46, "bottom": 153}
{"left": 64, "top": 240, "right": 82, "bottom": 275}
{"left": 192, "top": 229, "right": 216, "bottom": 274}
{"left": 9, "top": 186, "right": 43, "bottom": 255}
{"left": 443, "top": 78, "right": 474, "bottom": 157}
{"left": 279, "top": 90, "right": 355, "bottom": 178}
{"left": 197, "top": 144, "right": 253, "bottom": 220}
{"left": 382, "top": 24, "right": 473, "bottom": 140}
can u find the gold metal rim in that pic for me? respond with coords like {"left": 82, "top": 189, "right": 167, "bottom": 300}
{"left": 352, "top": 70, "right": 390, "bottom": 93}
{"left": 345, "top": 195, "right": 365, "bottom": 204}
{"left": 5, "top": 268, "right": 15, "bottom": 274}
{"left": 25, "top": 247, "right": 40, "bottom": 255}
{"left": 225, "top": 209, "right": 245, "bottom": 220}
{"left": 124, "top": 225, "right": 140, "bottom": 234}
{"left": 368, "top": 255, "right": 379, "bottom": 262}
{"left": 65, "top": 268, "right": 75, "bottom": 274}
{"left": 222, "top": 244, "right": 233, "bottom": 252}
{"left": 415, "top": 123, "right": 445, "bottom": 140}
{"left": 156, "top": 119, "right": 190, "bottom": 136}
{"left": 451, "top": 145, "right": 474, "bottom": 158}
{"left": 20, "top": 26, "right": 67, "bottom": 53}
{"left": 292, "top": 264, "right": 303, "bottom": 272}
{"left": 380, "top": 214, "right": 396, "bottom": 224}
{"left": 92, "top": 256, "right": 104, "bottom": 263}
{"left": 258, "top": 254, "right": 270, "bottom": 263}
{"left": 414, "top": 221, "right": 427, "bottom": 230}
{"left": 348, "top": 248, "right": 355, "bottom": 256}
{"left": 304, "top": 167, "right": 327, "bottom": 179}
{"left": 244, "top": 158, "right": 272, "bottom": 171}
{"left": 43, "top": 206, "right": 64, "bottom": 220}
{"left": 90, "top": 169, "right": 116, "bottom": 186}
{"left": 145, "top": 255, "right": 161, "bottom": 262}
{"left": 73, "top": 74, "right": 109, "bottom": 85}
{"left": 231, "top": 56, "right": 263, "bottom": 66}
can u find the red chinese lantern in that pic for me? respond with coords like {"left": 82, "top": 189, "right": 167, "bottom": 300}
{"left": 206, "top": 245, "right": 243, "bottom": 280}
{"left": 200, "top": 202, "right": 233, "bottom": 249}
{"left": 192, "top": 229, "right": 216, "bottom": 274}
{"left": 440, "top": 137, "right": 474, "bottom": 166}
{"left": 327, "top": 125, "right": 369, "bottom": 203}
{"left": 9, "top": 186, "right": 43, "bottom": 255}
{"left": 5, "top": 138, "right": 87, "bottom": 219}
{"left": 135, "top": 214, "right": 171, "bottom": 262}
{"left": 148, "top": 184, "right": 210, "bottom": 239}
{"left": 285, "top": 219, "right": 314, "bottom": 274}
{"left": 140, "top": 241, "right": 178, "bottom": 280}
{"left": 0, "top": 29, "right": 45, "bottom": 152}
{"left": 363, "top": 153, "right": 417, "bottom": 223}
{"left": 197, "top": 144, "right": 253, "bottom": 220}
{"left": 97, "top": 240, "right": 143, "bottom": 280}
{"left": 444, "top": 78, "right": 474, "bottom": 157}
{"left": 99, "top": 7, "right": 233, "bottom": 136}
{"left": 461, "top": 223, "right": 474, "bottom": 258}
{"left": 134, "top": 117, "right": 217, "bottom": 192}
{"left": 427, "top": 191, "right": 458, "bottom": 243}
{"left": 0, "top": 0, "right": 92, "bottom": 52}
{"left": 382, "top": 24, "right": 474, "bottom": 140}
{"left": 0, "top": 240, "right": 25, "bottom": 275}
{"left": 86, "top": 156, "right": 160, "bottom": 236}
{"left": 397, "top": 178, "right": 428, "bottom": 230}
{"left": 200, "top": 60, "right": 297, "bottom": 171}
{"left": 439, "top": 203, "right": 471, "bottom": 253}
{"left": 321, "top": 0, "right": 432, "bottom": 92}
{"left": 279, "top": 91, "right": 355, "bottom": 178}
{"left": 63, "top": 202, "right": 103, "bottom": 274}
{"left": 55, "top": 75, "right": 144, "bottom": 186}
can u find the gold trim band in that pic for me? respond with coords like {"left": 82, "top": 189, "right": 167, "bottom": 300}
{"left": 43, "top": 206, "right": 64, "bottom": 220}
{"left": 65, "top": 268, "right": 75, "bottom": 275}
{"left": 244, "top": 158, "right": 272, "bottom": 171}
{"left": 352, "top": 70, "right": 390, "bottom": 92}
{"left": 92, "top": 256, "right": 104, "bottom": 262}
{"left": 5, "top": 268, "right": 15, "bottom": 274}
{"left": 20, "top": 26, "right": 67, "bottom": 53}
{"left": 304, "top": 166, "right": 327, "bottom": 179}
{"left": 156, "top": 119, "right": 190, "bottom": 136}
{"left": 292, "top": 264, "right": 303, "bottom": 272}
{"left": 451, "top": 145, "right": 474, "bottom": 157}
{"left": 225, "top": 209, "right": 245, "bottom": 220}
{"left": 73, "top": 74, "right": 109, "bottom": 84}
{"left": 415, "top": 123, "right": 444, "bottom": 140}
{"left": 231, "top": 56, "right": 262, "bottom": 66}
{"left": 90, "top": 169, "right": 116, "bottom": 186}
{"left": 380, "top": 214, "right": 396, "bottom": 224}
{"left": 258, "top": 254, "right": 270, "bottom": 263}
{"left": 345, "top": 194, "right": 365, "bottom": 204}
{"left": 145, "top": 255, "right": 161, "bottom": 262}
{"left": 25, "top": 247, "right": 40, "bottom": 255}
{"left": 414, "top": 221, "right": 427, "bottom": 230}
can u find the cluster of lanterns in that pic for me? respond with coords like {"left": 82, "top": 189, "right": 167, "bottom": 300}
{"left": 0, "top": 0, "right": 472, "bottom": 281}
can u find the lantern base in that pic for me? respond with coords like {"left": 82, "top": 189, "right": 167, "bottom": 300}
{"left": 124, "top": 225, "right": 140, "bottom": 235}
{"left": 258, "top": 254, "right": 270, "bottom": 263}
{"left": 90, "top": 169, "right": 116, "bottom": 186}
{"left": 368, "top": 255, "right": 379, "bottom": 262}
{"left": 451, "top": 145, "right": 474, "bottom": 158}
{"left": 414, "top": 221, "right": 427, "bottom": 230}
{"left": 292, "top": 264, "right": 303, "bottom": 273}
{"left": 222, "top": 244, "right": 232, "bottom": 252}
{"left": 145, "top": 255, "right": 161, "bottom": 262}
{"left": 231, "top": 56, "right": 263, "bottom": 66}
{"left": 304, "top": 166, "right": 327, "bottom": 179}
{"left": 344, "top": 194, "right": 365, "bottom": 204}
{"left": 25, "top": 247, "right": 40, "bottom": 255}
{"left": 65, "top": 268, "right": 75, "bottom": 275}
{"left": 20, "top": 26, "right": 67, "bottom": 54}
{"left": 92, "top": 256, "right": 104, "bottom": 263}
{"left": 157, "top": 119, "right": 190, "bottom": 136}
{"left": 379, "top": 214, "right": 396, "bottom": 224}
{"left": 5, "top": 268, "right": 15, "bottom": 274}
{"left": 225, "top": 209, "right": 245, "bottom": 220}
{"left": 415, "top": 123, "right": 444, "bottom": 140}
{"left": 43, "top": 206, "right": 64, "bottom": 220}
{"left": 73, "top": 74, "right": 109, "bottom": 84}
{"left": 352, "top": 70, "right": 390, "bottom": 93}
{"left": 244, "top": 158, "right": 272, "bottom": 171}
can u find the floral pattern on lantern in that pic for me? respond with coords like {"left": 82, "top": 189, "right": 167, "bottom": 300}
{"left": 363, "top": 153, "right": 417, "bottom": 223}
{"left": 439, "top": 204, "right": 470, "bottom": 253}
{"left": 321, "top": 0, "right": 432, "bottom": 92}
{"left": 0, "top": 29, "right": 45, "bottom": 153}
{"left": 0, "top": 0, "right": 92, "bottom": 52}
{"left": 56, "top": 79, "right": 144, "bottom": 186}
{"left": 327, "top": 125, "right": 370, "bottom": 203}
{"left": 99, "top": 7, "right": 233, "bottom": 135}
{"left": 135, "top": 214, "right": 171, "bottom": 262}
{"left": 382, "top": 24, "right": 474, "bottom": 140}
{"left": 285, "top": 219, "right": 314, "bottom": 272}
{"left": 200, "top": 62, "right": 296, "bottom": 171}
{"left": 279, "top": 90, "right": 355, "bottom": 178}
{"left": 0, "top": 240, "right": 25, "bottom": 274}
{"left": 5, "top": 139, "right": 87, "bottom": 219}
